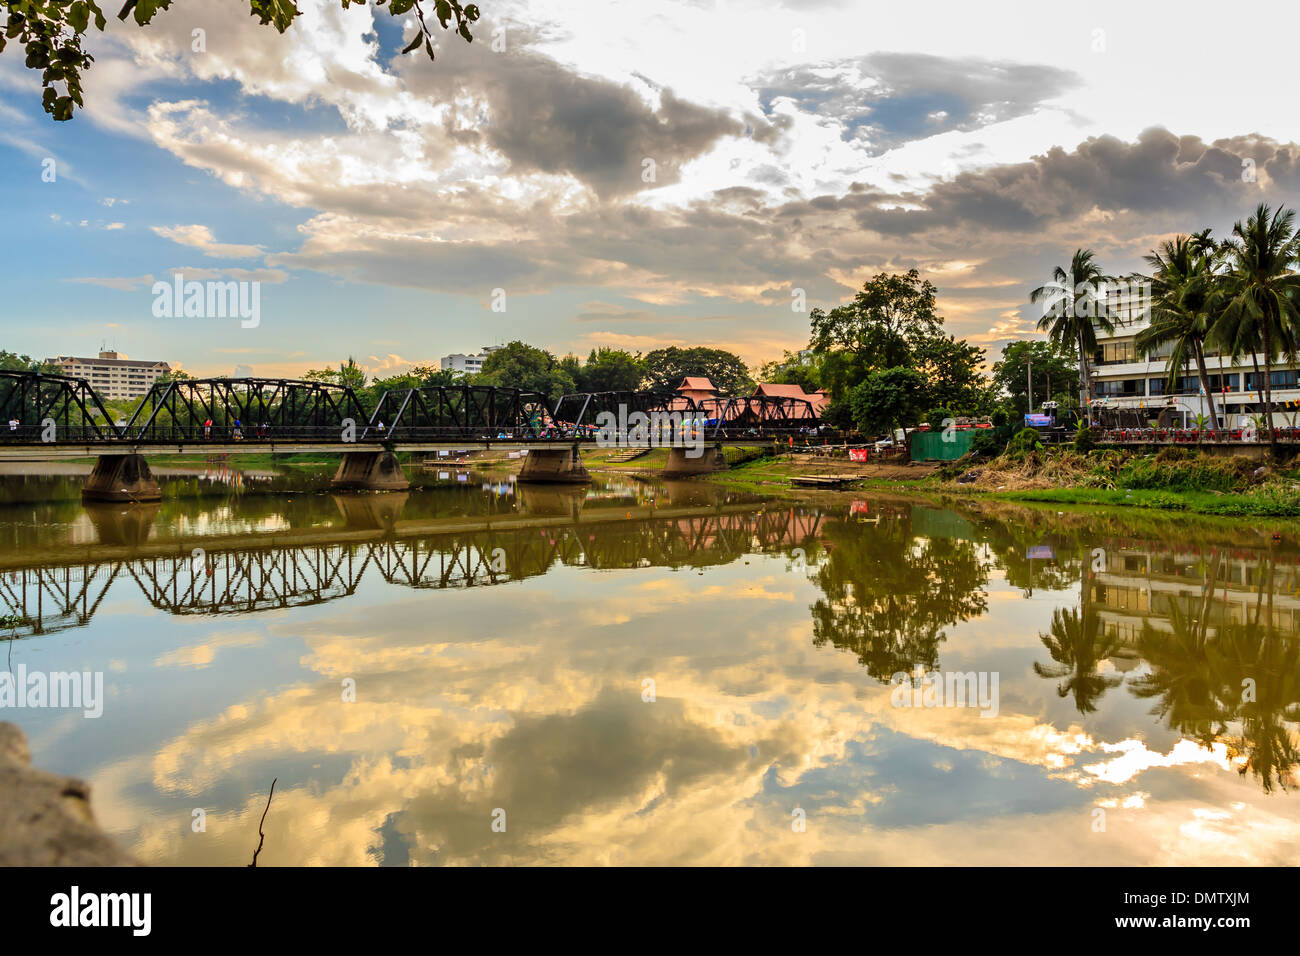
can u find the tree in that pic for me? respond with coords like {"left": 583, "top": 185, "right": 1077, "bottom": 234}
{"left": 640, "top": 346, "right": 752, "bottom": 395}
{"left": 574, "top": 348, "right": 644, "bottom": 392}
{"left": 409, "top": 365, "right": 459, "bottom": 388}
{"left": 1029, "top": 249, "right": 1115, "bottom": 419}
{"left": 1135, "top": 233, "right": 1225, "bottom": 429}
{"left": 849, "top": 367, "right": 926, "bottom": 439}
{"left": 991, "top": 340, "right": 1078, "bottom": 417}
{"left": 1209, "top": 203, "right": 1300, "bottom": 457}
{"left": 304, "top": 357, "right": 366, "bottom": 390}
{"left": 913, "top": 334, "right": 992, "bottom": 413}
{"left": 756, "top": 350, "right": 821, "bottom": 393}
{"left": 336, "top": 356, "right": 367, "bottom": 390}
{"left": 476, "top": 340, "right": 575, "bottom": 402}
{"left": 0, "top": 350, "right": 54, "bottom": 372}
{"left": 2, "top": 0, "right": 483, "bottom": 120}
{"left": 807, "top": 270, "right": 987, "bottom": 415}
{"left": 811, "top": 269, "right": 942, "bottom": 368}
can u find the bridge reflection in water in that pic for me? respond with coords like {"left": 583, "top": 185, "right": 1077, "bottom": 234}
{"left": 0, "top": 497, "right": 824, "bottom": 636}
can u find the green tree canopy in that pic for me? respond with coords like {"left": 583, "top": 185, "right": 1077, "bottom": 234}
{"left": 811, "top": 269, "right": 942, "bottom": 367}
{"left": 0, "top": 350, "right": 54, "bottom": 372}
{"left": 1208, "top": 203, "right": 1300, "bottom": 455}
{"left": 807, "top": 270, "right": 987, "bottom": 415}
{"left": 304, "top": 357, "right": 367, "bottom": 390}
{"left": 640, "top": 346, "right": 753, "bottom": 395}
{"left": 756, "top": 350, "right": 821, "bottom": 393}
{"left": 849, "top": 366, "right": 927, "bottom": 438}
{"left": 991, "top": 340, "right": 1079, "bottom": 417}
{"left": 572, "top": 347, "right": 645, "bottom": 392}
{"left": 1136, "top": 231, "right": 1225, "bottom": 429}
{"left": 476, "top": 340, "right": 575, "bottom": 402}
{"left": 914, "top": 334, "right": 992, "bottom": 414}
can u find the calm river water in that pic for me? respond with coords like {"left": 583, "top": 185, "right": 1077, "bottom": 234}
{"left": 2, "top": 465, "right": 1298, "bottom": 865}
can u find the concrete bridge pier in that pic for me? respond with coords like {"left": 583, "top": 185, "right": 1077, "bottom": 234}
{"left": 517, "top": 445, "right": 591, "bottom": 483}
{"left": 662, "top": 444, "right": 728, "bottom": 479}
{"left": 82, "top": 454, "right": 162, "bottom": 503}
{"left": 331, "top": 450, "right": 410, "bottom": 492}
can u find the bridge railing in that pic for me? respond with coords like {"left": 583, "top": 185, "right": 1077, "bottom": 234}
{"left": 1100, "top": 427, "right": 1300, "bottom": 444}
{"left": 0, "top": 425, "right": 125, "bottom": 444}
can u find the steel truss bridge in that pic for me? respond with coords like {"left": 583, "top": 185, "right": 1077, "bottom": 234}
{"left": 0, "top": 372, "right": 820, "bottom": 456}
{"left": 0, "top": 508, "right": 825, "bottom": 636}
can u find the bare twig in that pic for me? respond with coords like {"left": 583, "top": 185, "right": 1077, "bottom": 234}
{"left": 247, "top": 777, "right": 277, "bottom": 868}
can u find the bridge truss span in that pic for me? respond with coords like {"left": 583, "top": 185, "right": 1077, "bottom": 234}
{"left": 0, "top": 370, "right": 119, "bottom": 443}
{"left": 364, "top": 385, "right": 552, "bottom": 441}
{"left": 120, "top": 377, "right": 371, "bottom": 444}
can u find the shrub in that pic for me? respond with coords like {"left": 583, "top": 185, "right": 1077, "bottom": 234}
{"left": 1005, "top": 427, "right": 1043, "bottom": 459}
{"left": 1073, "top": 422, "right": 1097, "bottom": 453}
{"left": 991, "top": 408, "right": 1009, "bottom": 428}
{"left": 928, "top": 407, "right": 954, "bottom": 433}
{"left": 970, "top": 428, "right": 1007, "bottom": 457}
{"left": 1112, "top": 453, "right": 1259, "bottom": 493}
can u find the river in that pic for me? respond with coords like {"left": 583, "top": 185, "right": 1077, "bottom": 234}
{"left": 2, "top": 464, "right": 1298, "bottom": 864}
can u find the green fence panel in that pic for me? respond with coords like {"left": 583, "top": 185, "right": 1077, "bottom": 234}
{"left": 910, "top": 429, "right": 975, "bottom": 461}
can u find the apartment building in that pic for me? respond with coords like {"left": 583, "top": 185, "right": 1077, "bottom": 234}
{"left": 45, "top": 351, "right": 171, "bottom": 401}
{"left": 1090, "top": 285, "right": 1300, "bottom": 428}
{"left": 439, "top": 345, "right": 502, "bottom": 376}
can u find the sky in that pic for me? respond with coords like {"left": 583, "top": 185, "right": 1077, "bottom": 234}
{"left": 4, "top": 0, "right": 1300, "bottom": 379}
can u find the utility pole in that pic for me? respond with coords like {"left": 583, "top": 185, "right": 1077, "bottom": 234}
{"left": 1027, "top": 359, "right": 1033, "bottom": 415}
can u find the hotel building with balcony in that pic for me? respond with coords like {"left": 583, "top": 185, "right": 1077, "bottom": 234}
{"left": 1090, "top": 284, "right": 1300, "bottom": 428}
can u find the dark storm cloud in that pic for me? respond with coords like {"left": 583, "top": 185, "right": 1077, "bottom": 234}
{"left": 849, "top": 128, "right": 1291, "bottom": 237}
{"left": 271, "top": 122, "right": 1300, "bottom": 330}
{"left": 756, "top": 52, "right": 1080, "bottom": 152}
{"left": 399, "top": 32, "right": 744, "bottom": 197}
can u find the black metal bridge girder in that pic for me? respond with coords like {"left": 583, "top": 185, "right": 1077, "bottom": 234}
{"left": 550, "top": 391, "right": 689, "bottom": 440}
{"left": 364, "top": 385, "right": 552, "bottom": 440}
{"left": 0, "top": 370, "right": 120, "bottom": 442}
{"left": 120, "top": 377, "right": 372, "bottom": 443}
{"left": 0, "top": 372, "right": 823, "bottom": 446}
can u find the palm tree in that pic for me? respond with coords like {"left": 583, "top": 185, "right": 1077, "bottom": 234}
{"left": 1135, "top": 234, "right": 1224, "bottom": 430}
{"left": 1030, "top": 249, "right": 1115, "bottom": 422}
{"left": 1209, "top": 204, "right": 1300, "bottom": 456}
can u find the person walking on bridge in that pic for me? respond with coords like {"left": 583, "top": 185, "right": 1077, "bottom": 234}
{"left": 204, "top": 418, "right": 212, "bottom": 439}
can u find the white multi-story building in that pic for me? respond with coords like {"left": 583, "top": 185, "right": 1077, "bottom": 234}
{"left": 440, "top": 345, "right": 502, "bottom": 376}
{"left": 1090, "top": 285, "right": 1300, "bottom": 428}
{"left": 45, "top": 351, "right": 171, "bottom": 401}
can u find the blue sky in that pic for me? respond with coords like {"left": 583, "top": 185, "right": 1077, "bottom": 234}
{"left": 3, "top": 0, "right": 1300, "bottom": 378}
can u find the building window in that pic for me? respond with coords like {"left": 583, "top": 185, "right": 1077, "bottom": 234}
{"left": 1245, "top": 369, "right": 1300, "bottom": 390}
{"left": 1096, "top": 378, "right": 1145, "bottom": 397}
{"left": 1098, "top": 340, "right": 1137, "bottom": 365}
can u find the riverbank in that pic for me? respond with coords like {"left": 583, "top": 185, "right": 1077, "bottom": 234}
{"left": 926, "top": 446, "right": 1300, "bottom": 517}
{"left": 703, "top": 445, "right": 1300, "bottom": 517}
{"left": 14, "top": 442, "right": 1300, "bottom": 518}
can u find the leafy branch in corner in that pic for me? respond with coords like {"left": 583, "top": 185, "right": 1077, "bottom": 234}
{"left": 0, "top": 0, "right": 482, "bottom": 121}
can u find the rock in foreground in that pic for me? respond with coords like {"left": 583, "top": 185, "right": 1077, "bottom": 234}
{"left": 0, "top": 722, "right": 135, "bottom": 866}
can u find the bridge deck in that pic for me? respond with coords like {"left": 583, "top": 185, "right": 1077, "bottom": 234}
{"left": 0, "top": 438, "right": 779, "bottom": 461}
